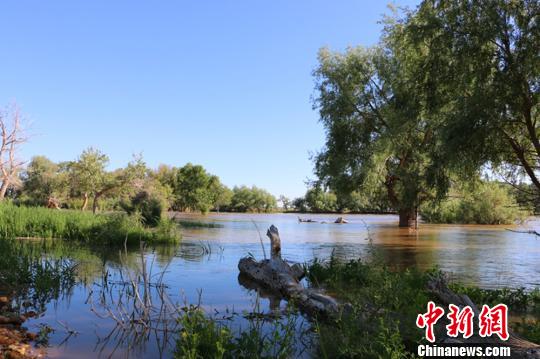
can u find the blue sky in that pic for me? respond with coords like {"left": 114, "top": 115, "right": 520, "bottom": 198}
{"left": 0, "top": 0, "right": 419, "bottom": 198}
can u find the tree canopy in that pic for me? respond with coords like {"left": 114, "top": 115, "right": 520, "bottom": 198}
{"left": 406, "top": 0, "right": 540, "bottom": 190}
{"left": 312, "top": 0, "right": 538, "bottom": 226}
{"left": 313, "top": 35, "right": 447, "bottom": 226}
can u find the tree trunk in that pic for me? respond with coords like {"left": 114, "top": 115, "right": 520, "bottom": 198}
{"left": 92, "top": 193, "right": 102, "bottom": 214}
{"left": 81, "top": 193, "right": 89, "bottom": 211}
{"left": 398, "top": 208, "right": 417, "bottom": 228}
{"left": 0, "top": 180, "right": 9, "bottom": 200}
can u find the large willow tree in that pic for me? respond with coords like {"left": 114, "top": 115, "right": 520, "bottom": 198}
{"left": 313, "top": 26, "right": 449, "bottom": 227}
{"left": 407, "top": 0, "right": 540, "bottom": 194}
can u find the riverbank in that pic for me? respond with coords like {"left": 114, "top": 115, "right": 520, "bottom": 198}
{"left": 0, "top": 294, "right": 41, "bottom": 359}
{"left": 0, "top": 203, "right": 180, "bottom": 245}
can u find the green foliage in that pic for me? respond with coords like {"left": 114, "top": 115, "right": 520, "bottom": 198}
{"left": 278, "top": 195, "right": 291, "bottom": 211}
{"left": 407, "top": 0, "right": 540, "bottom": 192}
{"left": 312, "top": 39, "right": 448, "bottom": 226}
{"left": 511, "top": 182, "right": 540, "bottom": 214}
{"left": 308, "top": 256, "right": 540, "bottom": 354}
{"left": 67, "top": 147, "right": 109, "bottom": 203}
{"left": 122, "top": 190, "right": 166, "bottom": 227}
{"left": 307, "top": 257, "right": 430, "bottom": 358}
{"left": 17, "top": 150, "right": 149, "bottom": 213}
{"left": 153, "top": 163, "right": 235, "bottom": 213}
{"left": 336, "top": 189, "right": 392, "bottom": 213}
{"left": 514, "top": 320, "right": 540, "bottom": 344}
{"left": 17, "top": 155, "right": 275, "bottom": 216}
{"left": 228, "top": 186, "right": 277, "bottom": 213}
{"left": 172, "top": 163, "right": 220, "bottom": 214}
{"left": 176, "top": 306, "right": 232, "bottom": 359}
{"left": 303, "top": 187, "right": 338, "bottom": 213}
{"left": 0, "top": 202, "right": 179, "bottom": 244}
{"left": 18, "top": 156, "right": 66, "bottom": 206}
{"left": 293, "top": 187, "right": 392, "bottom": 213}
{"left": 175, "top": 305, "right": 296, "bottom": 359}
{"left": 448, "top": 284, "right": 540, "bottom": 315}
{"left": 210, "top": 181, "right": 233, "bottom": 212}
{"left": 421, "top": 181, "right": 528, "bottom": 224}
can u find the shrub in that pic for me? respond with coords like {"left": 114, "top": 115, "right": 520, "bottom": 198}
{"left": 122, "top": 190, "right": 166, "bottom": 227}
{"left": 421, "top": 181, "right": 528, "bottom": 224}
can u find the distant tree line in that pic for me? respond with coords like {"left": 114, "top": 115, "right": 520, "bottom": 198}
{"left": 7, "top": 148, "right": 278, "bottom": 215}
{"left": 288, "top": 186, "right": 391, "bottom": 213}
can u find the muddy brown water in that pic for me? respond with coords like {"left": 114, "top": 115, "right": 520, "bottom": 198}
{"left": 21, "top": 213, "right": 540, "bottom": 358}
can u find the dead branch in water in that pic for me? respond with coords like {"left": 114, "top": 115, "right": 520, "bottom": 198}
{"left": 88, "top": 240, "right": 180, "bottom": 357}
{"left": 505, "top": 228, "right": 540, "bottom": 237}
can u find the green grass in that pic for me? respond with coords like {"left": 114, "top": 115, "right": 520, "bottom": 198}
{"left": 0, "top": 202, "right": 180, "bottom": 245}
{"left": 307, "top": 257, "right": 429, "bottom": 358}
{"left": 448, "top": 283, "right": 540, "bottom": 343}
{"left": 175, "top": 304, "right": 296, "bottom": 359}
{"left": 307, "top": 257, "right": 540, "bottom": 357}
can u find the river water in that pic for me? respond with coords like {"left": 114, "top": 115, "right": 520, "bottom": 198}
{"left": 24, "top": 213, "right": 540, "bottom": 358}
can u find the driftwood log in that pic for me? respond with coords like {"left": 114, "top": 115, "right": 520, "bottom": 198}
{"left": 427, "top": 276, "right": 540, "bottom": 358}
{"left": 298, "top": 217, "right": 317, "bottom": 223}
{"left": 238, "top": 225, "right": 340, "bottom": 318}
{"left": 239, "top": 226, "right": 540, "bottom": 357}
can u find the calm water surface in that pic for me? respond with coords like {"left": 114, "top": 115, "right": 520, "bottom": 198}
{"left": 25, "top": 213, "right": 540, "bottom": 358}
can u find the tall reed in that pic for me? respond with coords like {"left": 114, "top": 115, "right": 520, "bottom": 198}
{"left": 0, "top": 202, "right": 180, "bottom": 244}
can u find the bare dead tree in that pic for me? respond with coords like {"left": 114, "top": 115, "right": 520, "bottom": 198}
{"left": 0, "top": 104, "right": 28, "bottom": 200}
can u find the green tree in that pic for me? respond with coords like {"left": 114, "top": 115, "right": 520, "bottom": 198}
{"left": 303, "top": 187, "right": 338, "bottom": 213}
{"left": 68, "top": 149, "right": 147, "bottom": 213}
{"left": 91, "top": 154, "right": 148, "bottom": 213}
{"left": 313, "top": 41, "right": 446, "bottom": 227}
{"left": 209, "top": 180, "right": 232, "bottom": 212}
{"left": 68, "top": 148, "right": 109, "bottom": 211}
{"left": 408, "top": 0, "right": 540, "bottom": 192}
{"left": 173, "top": 163, "right": 216, "bottom": 213}
{"left": 336, "top": 189, "right": 392, "bottom": 213}
{"left": 278, "top": 195, "right": 291, "bottom": 211}
{"left": 122, "top": 190, "right": 167, "bottom": 227}
{"left": 229, "top": 186, "right": 277, "bottom": 212}
{"left": 20, "top": 156, "right": 66, "bottom": 206}
{"left": 292, "top": 197, "right": 308, "bottom": 212}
